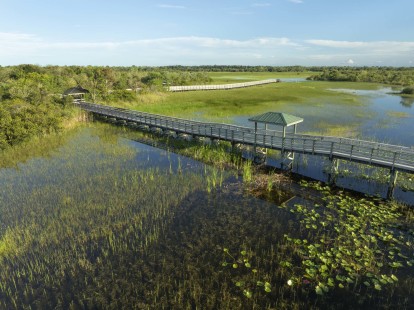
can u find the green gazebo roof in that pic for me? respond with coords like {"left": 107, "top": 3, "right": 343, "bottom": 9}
{"left": 248, "top": 112, "right": 303, "bottom": 127}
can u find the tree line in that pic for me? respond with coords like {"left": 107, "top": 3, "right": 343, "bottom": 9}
{"left": 308, "top": 67, "right": 414, "bottom": 88}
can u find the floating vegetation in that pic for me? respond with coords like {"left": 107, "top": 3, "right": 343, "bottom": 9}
{"left": 221, "top": 248, "right": 272, "bottom": 299}
{"left": 280, "top": 180, "right": 414, "bottom": 301}
{"left": 387, "top": 111, "right": 411, "bottom": 118}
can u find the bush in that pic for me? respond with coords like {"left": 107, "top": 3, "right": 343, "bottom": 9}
{"left": 401, "top": 86, "right": 414, "bottom": 95}
{"left": 107, "top": 90, "right": 137, "bottom": 102}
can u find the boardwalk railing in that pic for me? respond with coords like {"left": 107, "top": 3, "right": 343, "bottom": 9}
{"left": 78, "top": 102, "right": 414, "bottom": 173}
{"left": 168, "top": 79, "right": 279, "bottom": 92}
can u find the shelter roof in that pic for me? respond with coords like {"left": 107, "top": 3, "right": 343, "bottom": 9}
{"left": 63, "top": 86, "right": 90, "bottom": 96}
{"left": 248, "top": 112, "right": 303, "bottom": 127}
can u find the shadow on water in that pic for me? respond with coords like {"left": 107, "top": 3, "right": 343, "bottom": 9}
{"left": 263, "top": 151, "right": 414, "bottom": 206}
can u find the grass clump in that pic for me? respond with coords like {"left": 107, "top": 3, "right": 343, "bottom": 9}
{"left": 386, "top": 111, "right": 411, "bottom": 118}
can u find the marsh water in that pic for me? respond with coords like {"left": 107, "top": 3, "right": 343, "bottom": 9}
{"left": 0, "top": 126, "right": 307, "bottom": 308}
{"left": 0, "top": 122, "right": 413, "bottom": 308}
{"left": 230, "top": 86, "right": 414, "bottom": 204}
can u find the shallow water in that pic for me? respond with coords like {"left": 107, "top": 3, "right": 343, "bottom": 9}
{"left": 0, "top": 125, "right": 413, "bottom": 309}
{"left": 231, "top": 86, "right": 413, "bottom": 147}
{"left": 328, "top": 87, "right": 414, "bottom": 146}
{"left": 231, "top": 85, "right": 414, "bottom": 204}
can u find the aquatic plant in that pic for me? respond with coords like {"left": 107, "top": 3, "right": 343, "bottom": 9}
{"left": 0, "top": 125, "right": 218, "bottom": 309}
{"left": 221, "top": 248, "right": 272, "bottom": 299}
{"left": 242, "top": 160, "right": 253, "bottom": 183}
{"left": 280, "top": 180, "right": 414, "bottom": 296}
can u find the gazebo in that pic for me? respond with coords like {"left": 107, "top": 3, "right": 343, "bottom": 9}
{"left": 63, "top": 86, "right": 90, "bottom": 100}
{"left": 248, "top": 112, "right": 303, "bottom": 164}
{"left": 248, "top": 112, "right": 303, "bottom": 138}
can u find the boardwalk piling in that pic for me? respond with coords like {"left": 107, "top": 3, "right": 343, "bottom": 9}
{"left": 328, "top": 158, "right": 339, "bottom": 185}
{"left": 387, "top": 169, "right": 399, "bottom": 199}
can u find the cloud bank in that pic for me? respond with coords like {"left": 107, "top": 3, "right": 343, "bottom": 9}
{"left": 0, "top": 33, "right": 413, "bottom": 66}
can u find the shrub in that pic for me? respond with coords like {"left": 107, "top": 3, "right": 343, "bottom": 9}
{"left": 401, "top": 86, "right": 414, "bottom": 95}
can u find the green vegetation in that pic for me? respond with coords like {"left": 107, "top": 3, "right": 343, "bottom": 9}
{"left": 387, "top": 111, "right": 411, "bottom": 118}
{"left": 401, "top": 86, "right": 414, "bottom": 95}
{"left": 127, "top": 81, "right": 367, "bottom": 121}
{"left": 309, "top": 67, "right": 414, "bottom": 86}
{"left": 0, "top": 125, "right": 213, "bottom": 308}
{"left": 280, "top": 181, "right": 414, "bottom": 298}
{"left": 0, "top": 65, "right": 216, "bottom": 149}
{"left": 208, "top": 71, "right": 312, "bottom": 83}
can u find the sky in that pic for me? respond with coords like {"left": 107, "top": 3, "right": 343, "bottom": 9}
{"left": 1, "top": 0, "right": 413, "bottom": 66}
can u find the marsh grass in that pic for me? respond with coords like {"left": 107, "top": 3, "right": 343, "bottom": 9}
{"left": 207, "top": 71, "right": 313, "bottom": 83}
{"left": 0, "top": 124, "right": 218, "bottom": 309}
{"left": 109, "top": 80, "right": 371, "bottom": 131}
{"left": 387, "top": 111, "right": 411, "bottom": 118}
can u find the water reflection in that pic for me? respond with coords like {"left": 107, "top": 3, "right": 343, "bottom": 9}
{"left": 400, "top": 96, "right": 414, "bottom": 108}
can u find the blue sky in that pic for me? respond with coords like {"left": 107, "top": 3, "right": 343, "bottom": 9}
{"left": 1, "top": 0, "right": 413, "bottom": 66}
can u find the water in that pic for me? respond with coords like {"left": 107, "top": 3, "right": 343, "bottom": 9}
{"left": 231, "top": 86, "right": 413, "bottom": 147}
{"left": 231, "top": 86, "right": 414, "bottom": 204}
{"left": 329, "top": 87, "right": 414, "bottom": 146}
{"left": 0, "top": 125, "right": 413, "bottom": 309}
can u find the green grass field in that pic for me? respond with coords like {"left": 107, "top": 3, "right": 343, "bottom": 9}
{"left": 115, "top": 73, "right": 383, "bottom": 136}
{"left": 207, "top": 71, "right": 314, "bottom": 83}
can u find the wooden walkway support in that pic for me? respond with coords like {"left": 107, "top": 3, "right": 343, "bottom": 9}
{"left": 168, "top": 79, "right": 279, "bottom": 92}
{"left": 77, "top": 101, "right": 414, "bottom": 180}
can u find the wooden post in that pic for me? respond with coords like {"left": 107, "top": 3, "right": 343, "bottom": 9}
{"left": 328, "top": 158, "right": 339, "bottom": 185}
{"left": 387, "top": 169, "right": 398, "bottom": 200}
{"left": 254, "top": 122, "right": 258, "bottom": 155}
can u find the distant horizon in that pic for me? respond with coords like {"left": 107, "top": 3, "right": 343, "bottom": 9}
{"left": 2, "top": 1, "right": 414, "bottom": 66}
{"left": 2, "top": 64, "right": 413, "bottom": 69}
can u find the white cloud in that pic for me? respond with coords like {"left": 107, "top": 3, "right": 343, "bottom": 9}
{"left": 157, "top": 4, "right": 186, "bottom": 9}
{"left": 0, "top": 33, "right": 303, "bottom": 65}
{"left": 0, "top": 32, "right": 41, "bottom": 44}
{"left": 1, "top": 32, "right": 413, "bottom": 66}
{"left": 347, "top": 59, "right": 354, "bottom": 64}
{"left": 0, "top": 33, "right": 299, "bottom": 52}
{"left": 252, "top": 3, "right": 272, "bottom": 7}
{"left": 306, "top": 39, "right": 414, "bottom": 55}
{"left": 306, "top": 40, "right": 366, "bottom": 48}
{"left": 289, "top": 0, "right": 304, "bottom": 4}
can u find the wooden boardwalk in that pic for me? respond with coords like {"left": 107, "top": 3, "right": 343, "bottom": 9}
{"left": 78, "top": 102, "right": 414, "bottom": 174}
{"left": 168, "top": 79, "right": 279, "bottom": 92}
